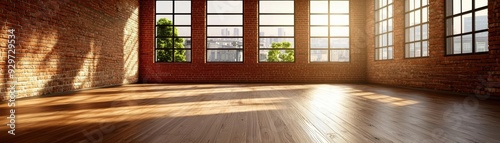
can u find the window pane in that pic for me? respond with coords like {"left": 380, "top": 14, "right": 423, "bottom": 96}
{"left": 388, "top": 32, "right": 393, "bottom": 46}
{"left": 475, "top": 9, "right": 488, "bottom": 31}
{"left": 330, "top": 1, "right": 349, "bottom": 13}
{"left": 311, "top": 38, "right": 328, "bottom": 48}
{"left": 415, "top": 42, "right": 421, "bottom": 57}
{"left": 156, "top": 38, "right": 172, "bottom": 48}
{"left": 174, "top": 1, "right": 191, "bottom": 13}
{"left": 260, "top": 1, "right": 294, "bottom": 13}
{"left": 176, "top": 27, "right": 191, "bottom": 36}
{"left": 208, "top": 27, "right": 242, "bottom": 37}
{"left": 462, "top": 34, "right": 473, "bottom": 53}
{"left": 453, "top": 0, "right": 461, "bottom": 14}
{"left": 311, "top": 15, "right": 329, "bottom": 25}
{"left": 311, "top": 1, "right": 329, "bottom": 13}
{"left": 462, "top": 13, "right": 472, "bottom": 33}
{"left": 475, "top": 0, "right": 488, "bottom": 8}
{"left": 207, "top": 50, "right": 243, "bottom": 62}
{"left": 446, "top": 37, "right": 453, "bottom": 54}
{"left": 388, "top": 46, "right": 393, "bottom": 59}
{"left": 330, "top": 38, "right": 350, "bottom": 48}
{"left": 462, "top": 0, "right": 472, "bottom": 12}
{"left": 453, "top": 36, "right": 462, "bottom": 54}
{"left": 415, "top": 9, "right": 421, "bottom": 24}
{"left": 311, "top": 50, "right": 328, "bottom": 62}
{"left": 207, "top": 38, "right": 243, "bottom": 49}
{"left": 475, "top": 31, "right": 488, "bottom": 52}
{"left": 157, "top": 1, "right": 173, "bottom": 13}
{"left": 156, "top": 15, "right": 173, "bottom": 24}
{"left": 415, "top": 26, "right": 421, "bottom": 41}
{"left": 445, "top": 0, "right": 452, "bottom": 16}
{"left": 331, "top": 50, "right": 349, "bottom": 62}
{"left": 422, "top": 24, "right": 428, "bottom": 40}
{"left": 330, "top": 27, "right": 349, "bottom": 36}
{"left": 208, "top": 15, "right": 243, "bottom": 25}
{"left": 259, "top": 50, "right": 295, "bottom": 62}
{"left": 453, "top": 16, "right": 461, "bottom": 34}
{"left": 259, "top": 27, "right": 294, "bottom": 36}
{"left": 174, "top": 15, "right": 191, "bottom": 25}
{"left": 207, "top": 1, "right": 243, "bottom": 13}
{"left": 330, "top": 15, "right": 349, "bottom": 25}
{"left": 259, "top": 38, "right": 294, "bottom": 49}
{"left": 388, "top": 19, "right": 393, "bottom": 31}
{"left": 311, "top": 27, "right": 329, "bottom": 36}
{"left": 260, "top": 15, "right": 294, "bottom": 25}
{"left": 422, "top": 41, "right": 428, "bottom": 56}
{"left": 156, "top": 26, "right": 174, "bottom": 37}
{"left": 422, "top": 7, "right": 428, "bottom": 23}
{"left": 446, "top": 18, "right": 453, "bottom": 36}
{"left": 409, "top": 43, "right": 414, "bottom": 57}
{"left": 178, "top": 38, "right": 192, "bottom": 49}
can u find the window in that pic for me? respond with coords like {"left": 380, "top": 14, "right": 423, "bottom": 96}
{"left": 207, "top": 0, "right": 244, "bottom": 62}
{"left": 405, "top": 0, "right": 429, "bottom": 58}
{"left": 446, "top": 0, "right": 488, "bottom": 55}
{"left": 259, "top": 0, "right": 295, "bottom": 62}
{"left": 155, "top": 0, "right": 192, "bottom": 62}
{"left": 310, "top": 0, "right": 350, "bottom": 62}
{"left": 375, "top": 0, "right": 393, "bottom": 60}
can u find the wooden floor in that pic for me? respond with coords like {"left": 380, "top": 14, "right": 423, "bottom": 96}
{"left": 1, "top": 84, "right": 500, "bottom": 143}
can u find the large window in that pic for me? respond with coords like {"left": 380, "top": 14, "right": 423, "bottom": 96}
{"left": 259, "top": 0, "right": 295, "bottom": 62}
{"left": 375, "top": 0, "right": 393, "bottom": 60}
{"left": 310, "top": 0, "right": 350, "bottom": 62}
{"left": 445, "top": 0, "right": 488, "bottom": 55}
{"left": 405, "top": 0, "right": 429, "bottom": 58}
{"left": 207, "top": 0, "right": 244, "bottom": 62}
{"left": 155, "top": 0, "right": 192, "bottom": 62}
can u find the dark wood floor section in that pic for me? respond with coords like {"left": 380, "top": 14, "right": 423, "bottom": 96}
{"left": 2, "top": 84, "right": 500, "bottom": 142}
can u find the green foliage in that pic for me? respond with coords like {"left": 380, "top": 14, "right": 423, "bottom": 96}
{"left": 266, "top": 41, "right": 294, "bottom": 62}
{"left": 156, "top": 18, "right": 186, "bottom": 62}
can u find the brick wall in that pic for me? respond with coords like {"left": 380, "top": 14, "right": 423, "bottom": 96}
{"left": 139, "top": 0, "right": 367, "bottom": 83}
{"left": 0, "top": 0, "right": 139, "bottom": 101}
{"left": 366, "top": 0, "right": 500, "bottom": 96}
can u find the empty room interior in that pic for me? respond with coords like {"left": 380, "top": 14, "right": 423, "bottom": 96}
{"left": 1, "top": 0, "right": 500, "bottom": 142}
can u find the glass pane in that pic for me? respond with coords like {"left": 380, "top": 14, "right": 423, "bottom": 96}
{"left": 260, "top": 15, "right": 294, "bottom": 25}
{"left": 422, "top": 24, "right": 428, "bottom": 40}
{"left": 453, "top": 36, "right": 462, "bottom": 54}
{"left": 422, "top": 41, "right": 428, "bottom": 56}
{"left": 156, "top": 15, "right": 173, "bottom": 24}
{"left": 177, "top": 38, "right": 192, "bottom": 49}
{"left": 409, "top": 43, "right": 414, "bottom": 57}
{"left": 388, "top": 19, "right": 393, "bottom": 31}
{"left": 445, "top": 0, "right": 452, "bottom": 16}
{"left": 462, "top": 13, "right": 472, "bottom": 33}
{"left": 156, "top": 49, "right": 173, "bottom": 62}
{"left": 422, "top": 0, "right": 428, "bottom": 6}
{"left": 260, "top": 1, "right": 294, "bottom": 13}
{"left": 259, "top": 27, "right": 294, "bottom": 36}
{"left": 311, "top": 27, "right": 328, "bottom": 36}
{"left": 207, "top": 38, "right": 243, "bottom": 49}
{"left": 414, "top": 0, "right": 420, "bottom": 8}
{"left": 311, "top": 1, "right": 329, "bottom": 13}
{"left": 388, "top": 33, "right": 393, "bottom": 46}
{"left": 462, "top": 0, "right": 472, "bottom": 12}
{"left": 415, "top": 26, "right": 421, "bottom": 41}
{"left": 446, "top": 18, "right": 453, "bottom": 36}
{"left": 330, "top": 38, "right": 350, "bottom": 48}
{"left": 475, "top": 31, "right": 488, "bottom": 52}
{"left": 381, "top": 34, "right": 387, "bottom": 46}
{"left": 453, "top": 16, "right": 461, "bottom": 35}
{"left": 330, "top": 1, "right": 349, "bottom": 13}
{"left": 409, "top": 27, "right": 414, "bottom": 41}
{"left": 207, "top": 50, "right": 243, "bottom": 62}
{"left": 453, "top": 0, "right": 461, "bottom": 15}
{"left": 259, "top": 38, "right": 294, "bottom": 49}
{"left": 475, "top": 9, "right": 488, "bottom": 31}
{"left": 174, "top": 15, "right": 191, "bottom": 25}
{"left": 446, "top": 37, "right": 453, "bottom": 54}
{"left": 388, "top": 46, "right": 393, "bottom": 59}
{"left": 174, "top": 1, "right": 191, "bottom": 13}
{"left": 422, "top": 7, "right": 428, "bottom": 23}
{"left": 207, "top": 1, "right": 243, "bottom": 13}
{"left": 330, "top": 27, "right": 349, "bottom": 37}
{"left": 462, "top": 34, "right": 472, "bottom": 53}
{"left": 176, "top": 27, "right": 191, "bottom": 36}
{"left": 311, "top": 38, "right": 328, "bottom": 48}
{"left": 311, "top": 15, "right": 329, "bottom": 25}
{"left": 409, "top": 0, "right": 414, "bottom": 10}
{"left": 311, "top": 50, "right": 328, "bottom": 62}
{"left": 156, "top": 1, "right": 173, "bottom": 13}
{"left": 410, "top": 11, "right": 414, "bottom": 26}
{"left": 259, "top": 50, "right": 295, "bottom": 62}
{"left": 415, "top": 9, "right": 421, "bottom": 24}
{"left": 388, "top": 5, "right": 393, "bottom": 18}
{"left": 208, "top": 15, "right": 243, "bottom": 25}
{"left": 415, "top": 42, "right": 421, "bottom": 57}
{"left": 405, "top": 44, "right": 409, "bottom": 57}
{"left": 475, "top": 0, "right": 488, "bottom": 8}
{"left": 156, "top": 26, "right": 174, "bottom": 37}
{"left": 208, "top": 27, "right": 243, "bottom": 36}
{"left": 156, "top": 38, "right": 172, "bottom": 48}
{"left": 331, "top": 50, "right": 350, "bottom": 62}
{"left": 330, "top": 15, "right": 349, "bottom": 25}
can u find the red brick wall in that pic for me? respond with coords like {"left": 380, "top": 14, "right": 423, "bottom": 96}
{"left": 0, "top": 0, "right": 139, "bottom": 100}
{"left": 139, "top": 0, "right": 367, "bottom": 83}
{"left": 366, "top": 0, "right": 500, "bottom": 96}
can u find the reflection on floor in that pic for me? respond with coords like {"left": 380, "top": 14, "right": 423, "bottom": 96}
{"left": 1, "top": 84, "right": 500, "bottom": 142}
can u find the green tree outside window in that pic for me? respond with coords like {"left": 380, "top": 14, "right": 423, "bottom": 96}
{"left": 267, "top": 41, "right": 294, "bottom": 62}
{"left": 156, "top": 18, "right": 187, "bottom": 62}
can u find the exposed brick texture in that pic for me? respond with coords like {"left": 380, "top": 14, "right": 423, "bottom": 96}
{"left": 0, "top": 0, "right": 139, "bottom": 100}
{"left": 139, "top": 0, "right": 367, "bottom": 83}
{"left": 366, "top": 0, "right": 500, "bottom": 96}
